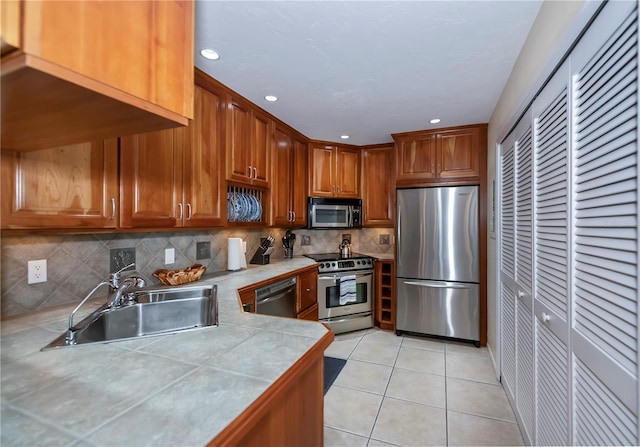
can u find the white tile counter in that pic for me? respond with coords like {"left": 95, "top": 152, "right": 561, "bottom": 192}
{"left": 0, "top": 257, "right": 331, "bottom": 446}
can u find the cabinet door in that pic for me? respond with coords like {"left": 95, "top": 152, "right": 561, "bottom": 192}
{"left": 310, "top": 144, "right": 336, "bottom": 197}
{"left": 182, "top": 85, "right": 225, "bottom": 227}
{"left": 395, "top": 135, "right": 437, "bottom": 182}
{"left": 226, "top": 96, "right": 252, "bottom": 184}
{"left": 1, "top": 139, "right": 118, "bottom": 229}
{"left": 336, "top": 147, "right": 360, "bottom": 198}
{"left": 297, "top": 269, "right": 318, "bottom": 313}
{"left": 251, "top": 110, "right": 271, "bottom": 188}
{"left": 362, "top": 145, "right": 394, "bottom": 227}
{"left": 271, "top": 127, "right": 293, "bottom": 226}
{"left": 1, "top": 1, "right": 20, "bottom": 54}
{"left": 437, "top": 129, "right": 481, "bottom": 179}
{"left": 120, "top": 129, "right": 182, "bottom": 228}
{"left": 291, "top": 137, "right": 308, "bottom": 226}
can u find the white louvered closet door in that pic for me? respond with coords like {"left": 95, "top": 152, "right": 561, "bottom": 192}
{"left": 532, "top": 59, "right": 571, "bottom": 446}
{"left": 514, "top": 113, "right": 535, "bottom": 445}
{"left": 500, "top": 133, "right": 517, "bottom": 404}
{"left": 570, "top": 2, "right": 638, "bottom": 445}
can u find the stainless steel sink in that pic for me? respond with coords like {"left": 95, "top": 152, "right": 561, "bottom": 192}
{"left": 42, "top": 283, "right": 217, "bottom": 350}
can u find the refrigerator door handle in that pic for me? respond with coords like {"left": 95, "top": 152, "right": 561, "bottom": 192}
{"left": 403, "top": 280, "right": 472, "bottom": 289}
{"left": 396, "top": 204, "right": 401, "bottom": 268}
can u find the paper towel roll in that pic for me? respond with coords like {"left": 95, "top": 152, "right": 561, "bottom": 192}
{"left": 228, "top": 238, "right": 247, "bottom": 271}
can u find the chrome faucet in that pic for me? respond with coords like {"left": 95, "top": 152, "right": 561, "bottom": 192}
{"left": 65, "top": 263, "right": 144, "bottom": 344}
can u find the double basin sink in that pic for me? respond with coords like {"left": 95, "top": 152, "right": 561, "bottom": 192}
{"left": 43, "top": 283, "right": 217, "bottom": 350}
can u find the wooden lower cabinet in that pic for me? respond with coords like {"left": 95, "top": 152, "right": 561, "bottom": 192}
{"left": 210, "top": 329, "right": 333, "bottom": 446}
{"left": 296, "top": 267, "right": 317, "bottom": 315}
{"left": 298, "top": 302, "right": 319, "bottom": 321}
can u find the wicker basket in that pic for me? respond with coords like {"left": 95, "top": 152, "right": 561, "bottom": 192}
{"left": 153, "top": 263, "right": 206, "bottom": 286}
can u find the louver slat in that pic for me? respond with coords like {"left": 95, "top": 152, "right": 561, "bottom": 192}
{"left": 535, "top": 90, "right": 569, "bottom": 319}
{"left": 536, "top": 321, "right": 569, "bottom": 445}
{"left": 516, "top": 128, "right": 533, "bottom": 292}
{"left": 573, "top": 9, "right": 638, "bottom": 375}
{"left": 573, "top": 359, "right": 638, "bottom": 445}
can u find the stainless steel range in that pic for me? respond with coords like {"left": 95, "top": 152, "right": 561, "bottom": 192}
{"left": 305, "top": 253, "right": 374, "bottom": 334}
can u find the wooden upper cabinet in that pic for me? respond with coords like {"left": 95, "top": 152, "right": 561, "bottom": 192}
{"left": 1, "top": 139, "right": 119, "bottom": 229}
{"left": 393, "top": 124, "right": 486, "bottom": 186}
{"left": 226, "top": 95, "right": 272, "bottom": 188}
{"left": 309, "top": 144, "right": 336, "bottom": 197}
{"left": 361, "top": 144, "right": 394, "bottom": 227}
{"left": 270, "top": 127, "right": 308, "bottom": 227}
{"left": 438, "top": 128, "right": 481, "bottom": 178}
{"left": 121, "top": 82, "right": 226, "bottom": 229}
{"left": 181, "top": 83, "right": 226, "bottom": 227}
{"left": 395, "top": 134, "right": 437, "bottom": 182}
{"left": 271, "top": 127, "right": 294, "bottom": 226}
{"left": 291, "top": 137, "right": 308, "bottom": 227}
{"left": 309, "top": 143, "right": 360, "bottom": 198}
{"left": 120, "top": 129, "right": 182, "bottom": 228}
{"left": 1, "top": 0, "right": 194, "bottom": 151}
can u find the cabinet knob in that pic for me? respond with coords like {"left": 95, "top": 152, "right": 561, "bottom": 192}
{"left": 541, "top": 312, "right": 551, "bottom": 322}
{"left": 518, "top": 290, "right": 524, "bottom": 299}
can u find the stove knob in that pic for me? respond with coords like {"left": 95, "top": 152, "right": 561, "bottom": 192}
{"left": 356, "top": 260, "right": 361, "bottom": 265}
{"left": 367, "top": 259, "right": 372, "bottom": 264}
{"left": 332, "top": 262, "right": 336, "bottom": 267}
{"left": 319, "top": 263, "right": 324, "bottom": 268}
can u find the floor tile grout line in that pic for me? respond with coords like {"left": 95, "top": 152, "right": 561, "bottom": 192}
{"left": 364, "top": 331, "right": 403, "bottom": 442}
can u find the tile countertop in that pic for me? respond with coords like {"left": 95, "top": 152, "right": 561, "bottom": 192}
{"left": 0, "top": 257, "right": 330, "bottom": 447}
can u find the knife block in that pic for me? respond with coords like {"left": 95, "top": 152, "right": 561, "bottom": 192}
{"left": 250, "top": 238, "right": 272, "bottom": 265}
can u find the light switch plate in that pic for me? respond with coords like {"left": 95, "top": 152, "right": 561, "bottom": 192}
{"left": 165, "top": 248, "right": 175, "bottom": 265}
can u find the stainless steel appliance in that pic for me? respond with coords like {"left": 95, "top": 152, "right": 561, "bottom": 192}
{"left": 305, "top": 253, "right": 374, "bottom": 334}
{"left": 396, "top": 186, "right": 480, "bottom": 345}
{"left": 307, "top": 197, "right": 362, "bottom": 229}
{"left": 255, "top": 277, "right": 297, "bottom": 318}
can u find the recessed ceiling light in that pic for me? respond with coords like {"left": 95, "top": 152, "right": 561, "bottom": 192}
{"left": 200, "top": 49, "right": 220, "bottom": 60}
{"left": 340, "top": 135, "right": 350, "bottom": 139}
{"left": 264, "top": 95, "right": 278, "bottom": 102}
{"left": 430, "top": 118, "right": 441, "bottom": 124}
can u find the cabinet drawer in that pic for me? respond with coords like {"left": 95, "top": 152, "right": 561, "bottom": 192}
{"left": 298, "top": 302, "right": 318, "bottom": 321}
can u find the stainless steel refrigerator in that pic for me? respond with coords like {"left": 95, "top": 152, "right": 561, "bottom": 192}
{"left": 395, "top": 186, "right": 479, "bottom": 344}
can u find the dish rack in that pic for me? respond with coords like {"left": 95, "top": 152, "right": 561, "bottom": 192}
{"left": 227, "top": 185, "right": 264, "bottom": 223}
{"left": 153, "top": 264, "right": 206, "bottom": 285}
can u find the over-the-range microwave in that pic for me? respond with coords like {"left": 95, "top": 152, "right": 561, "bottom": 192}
{"left": 307, "top": 197, "right": 362, "bottom": 229}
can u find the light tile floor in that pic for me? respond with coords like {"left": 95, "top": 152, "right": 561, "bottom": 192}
{"left": 324, "top": 328, "right": 524, "bottom": 446}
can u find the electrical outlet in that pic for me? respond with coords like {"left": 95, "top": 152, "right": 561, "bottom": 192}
{"left": 27, "top": 259, "right": 47, "bottom": 284}
{"left": 165, "top": 248, "right": 175, "bottom": 264}
{"left": 110, "top": 248, "right": 136, "bottom": 273}
{"left": 341, "top": 234, "right": 352, "bottom": 244}
{"left": 301, "top": 235, "right": 312, "bottom": 246}
{"left": 196, "top": 241, "right": 210, "bottom": 260}
{"left": 379, "top": 234, "right": 390, "bottom": 245}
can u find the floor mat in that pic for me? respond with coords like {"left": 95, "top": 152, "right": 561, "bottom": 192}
{"left": 324, "top": 356, "right": 347, "bottom": 394}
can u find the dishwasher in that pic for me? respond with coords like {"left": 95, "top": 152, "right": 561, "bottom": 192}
{"left": 255, "top": 277, "right": 297, "bottom": 318}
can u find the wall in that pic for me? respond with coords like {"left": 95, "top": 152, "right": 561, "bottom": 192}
{"left": 0, "top": 227, "right": 394, "bottom": 317}
{"left": 486, "top": 1, "right": 586, "bottom": 363}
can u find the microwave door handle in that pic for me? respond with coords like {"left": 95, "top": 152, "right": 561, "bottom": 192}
{"left": 348, "top": 206, "right": 353, "bottom": 227}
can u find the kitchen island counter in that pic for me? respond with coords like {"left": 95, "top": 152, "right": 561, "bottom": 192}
{"left": 0, "top": 257, "right": 332, "bottom": 446}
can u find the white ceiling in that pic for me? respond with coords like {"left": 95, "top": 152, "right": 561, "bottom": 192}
{"left": 195, "top": 1, "right": 542, "bottom": 146}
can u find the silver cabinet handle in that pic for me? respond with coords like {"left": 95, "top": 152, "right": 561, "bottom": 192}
{"left": 404, "top": 280, "right": 471, "bottom": 289}
{"left": 109, "top": 197, "right": 116, "bottom": 220}
{"left": 178, "top": 203, "right": 183, "bottom": 220}
{"left": 253, "top": 167, "right": 257, "bottom": 179}
{"left": 289, "top": 211, "right": 294, "bottom": 222}
{"left": 248, "top": 165, "right": 253, "bottom": 179}
{"left": 186, "top": 203, "right": 192, "bottom": 221}
{"left": 292, "top": 211, "right": 296, "bottom": 222}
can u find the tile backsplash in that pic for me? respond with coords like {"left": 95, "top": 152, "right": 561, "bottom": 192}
{"left": 0, "top": 227, "right": 394, "bottom": 317}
